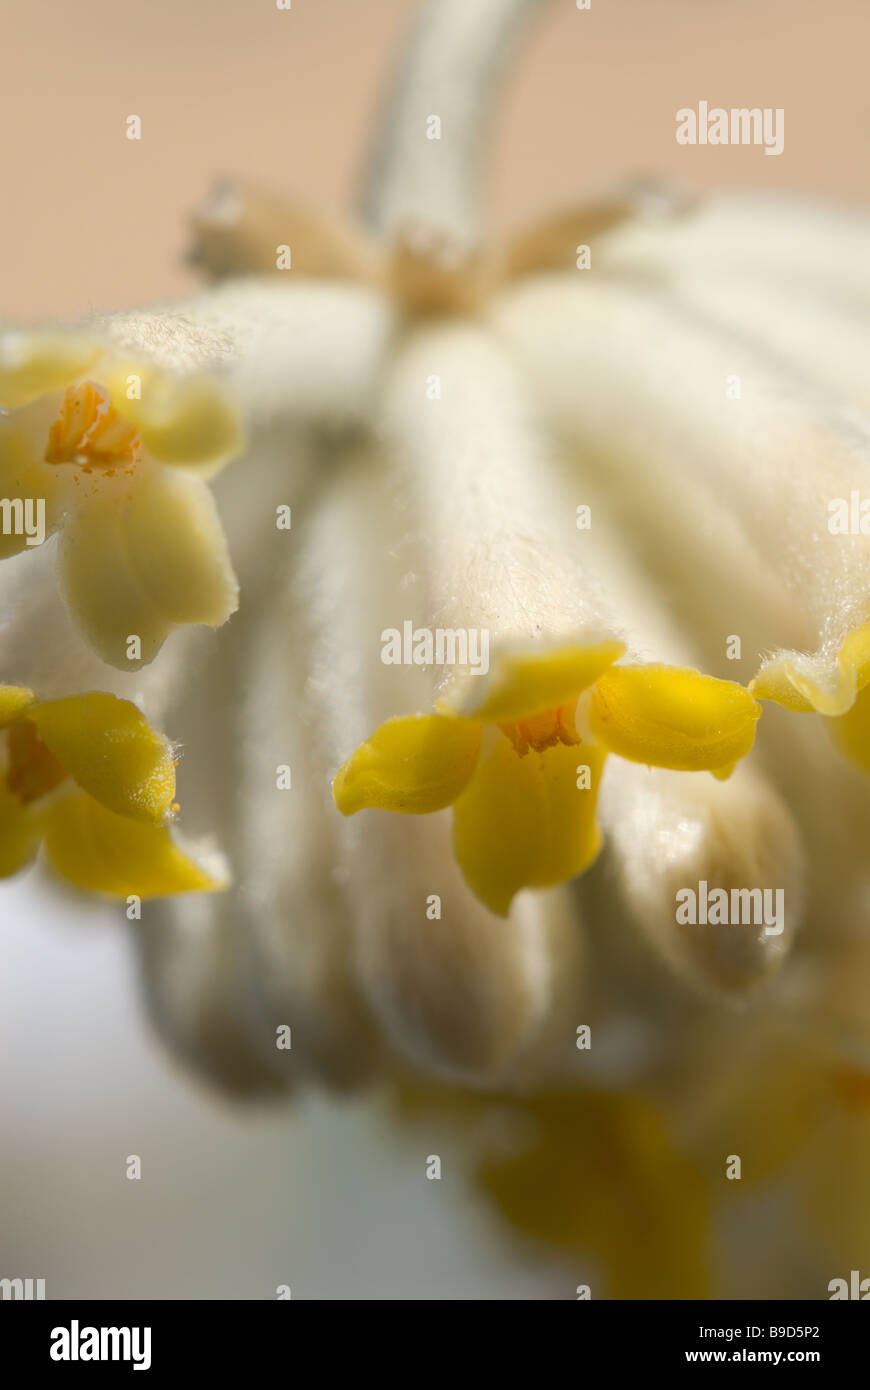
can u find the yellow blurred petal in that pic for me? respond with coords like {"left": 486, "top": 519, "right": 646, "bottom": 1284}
{"left": 839, "top": 622, "right": 870, "bottom": 694}
{"left": 478, "top": 1091, "right": 710, "bottom": 1299}
{"left": 0, "top": 416, "right": 67, "bottom": 557}
{"left": 106, "top": 364, "right": 243, "bottom": 472}
{"left": 58, "top": 468, "right": 238, "bottom": 668}
{"left": 828, "top": 683, "right": 870, "bottom": 774}
{"left": 800, "top": 1079, "right": 870, "bottom": 1276}
{"left": 28, "top": 692, "right": 176, "bottom": 823}
{"left": 0, "top": 333, "right": 100, "bottom": 409}
{"left": 0, "top": 781, "right": 43, "bottom": 877}
{"left": 684, "top": 1036, "right": 824, "bottom": 1189}
{"left": 452, "top": 736, "right": 605, "bottom": 916}
{"left": 442, "top": 638, "right": 626, "bottom": 723}
{"left": 0, "top": 685, "right": 36, "bottom": 727}
{"left": 589, "top": 664, "right": 760, "bottom": 775}
{"left": 333, "top": 713, "right": 482, "bottom": 815}
{"left": 41, "top": 791, "right": 227, "bottom": 898}
{"left": 119, "top": 465, "right": 239, "bottom": 627}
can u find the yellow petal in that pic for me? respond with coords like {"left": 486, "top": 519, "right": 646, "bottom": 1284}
{"left": 827, "top": 683, "right": 870, "bottom": 774}
{"left": 749, "top": 661, "right": 817, "bottom": 712}
{"left": 452, "top": 736, "right": 605, "bottom": 915}
{"left": 116, "top": 465, "right": 238, "bottom": 627}
{"left": 27, "top": 692, "right": 176, "bottom": 823}
{"left": 0, "top": 781, "right": 43, "bottom": 877}
{"left": 105, "top": 364, "right": 243, "bottom": 473}
{"left": 801, "top": 1078, "right": 870, "bottom": 1277}
{"left": 478, "top": 1091, "right": 710, "bottom": 1299}
{"left": 589, "top": 665, "right": 760, "bottom": 775}
{"left": 752, "top": 621, "right": 870, "bottom": 716}
{"left": 0, "top": 413, "right": 67, "bottom": 557}
{"left": 441, "top": 638, "right": 626, "bottom": 724}
{"left": 0, "top": 333, "right": 100, "bottom": 409}
{"left": 333, "top": 713, "right": 482, "bottom": 815}
{"left": 0, "top": 684, "right": 36, "bottom": 727}
{"left": 687, "top": 1038, "right": 824, "bottom": 1190}
{"left": 58, "top": 467, "right": 238, "bottom": 668}
{"left": 41, "top": 791, "right": 227, "bottom": 898}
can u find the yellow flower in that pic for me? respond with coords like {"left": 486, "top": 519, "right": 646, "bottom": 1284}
{"left": 333, "top": 641, "right": 760, "bottom": 914}
{"left": 390, "top": 1082, "right": 710, "bottom": 1300}
{"left": 0, "top": 331, "right": 242, "bottom": 668}
{"left": 0, "top": 683, "right": 226, "bottom": 897}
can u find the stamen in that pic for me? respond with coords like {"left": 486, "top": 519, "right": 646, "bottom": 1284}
{"left": 44, "top": 380, "right": 140, "bottom": 473}
{"left": 498, "top": 703, "right": 581, "bottom": 757}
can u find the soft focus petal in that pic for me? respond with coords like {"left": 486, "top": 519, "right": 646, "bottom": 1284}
{"left": 0, "top": 333, "right": 99, "bottom": 409}
{"left": 27, "top": 692, "right": 176, "bottom": 823}
{"left": 104, "top": 363, "right": 243, "bottom": 472}
{"left": 828, "top": 684, "right": 870, "bottom": 774}
{"left": 478, "top": 1090, "right": 710, "bottom": 1299}
{"left": 57, "top": 467, "right": 238, "bottom": 668}
{"left": 333, "top": 712, "right": 481, "bottom": 815}
{"left": 0, "top": 684, "right": 35, "bottom": 726}
{"left": 452, "top": 736, "right": 605, "bottom": 916}
{"left": 41, "top": 790, "right": 226, "bottom": 898}
{"left": 0, "top": 782, "right": 42, "bottom": 877}
{"left": 0, "top": 406, "right": 69, "bottom": 557}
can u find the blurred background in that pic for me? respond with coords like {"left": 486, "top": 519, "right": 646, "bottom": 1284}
{"left": 1, "top": 0, "right": 867, "bottom": 1297}
{"left": 3, "top": 0, "right": 868, "bottom": 322}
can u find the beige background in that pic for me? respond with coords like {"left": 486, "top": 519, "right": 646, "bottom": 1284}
{"left": 3, "top": 0, "right": 868, "bottom": 321}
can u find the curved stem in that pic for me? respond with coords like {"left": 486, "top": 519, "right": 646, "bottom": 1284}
{"left": 360, "top": 0, "right": 546, "bottom": 245}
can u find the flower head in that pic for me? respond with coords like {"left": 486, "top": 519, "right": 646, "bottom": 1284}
{"left": 0, "top": 329, "right": 242, "bottom": 667}
{"left": 0, "top": 684, "right": 224, "bottom": 896}
{"left": 7, "top": 0, "right": 870, "bottom": 1306}
{"left": 334, "top": 641, "right": 760, "bottom": 914}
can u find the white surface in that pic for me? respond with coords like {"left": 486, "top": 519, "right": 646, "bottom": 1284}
{"left": 0, "top": 871, "right": 572, "bottom": 1300}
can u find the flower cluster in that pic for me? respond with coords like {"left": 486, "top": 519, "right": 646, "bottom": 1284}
{"left": 4, "top": 0, "right": 870, "bottom": 1301}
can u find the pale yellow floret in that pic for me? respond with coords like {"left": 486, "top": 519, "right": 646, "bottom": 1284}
{"left": 0, "top": 334, "right": 100, "bottom": 410}
{"left": 0, "top": 684, "right": 227, "bottom": 898}
{"left": 0, "top": 333, "right": 243, "bottom": 667}
{"left": 332, "top": 643, "right": 761, "bottom": 914}
{"left": 101, "top": 361, "right": 243, "bottom": 473}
